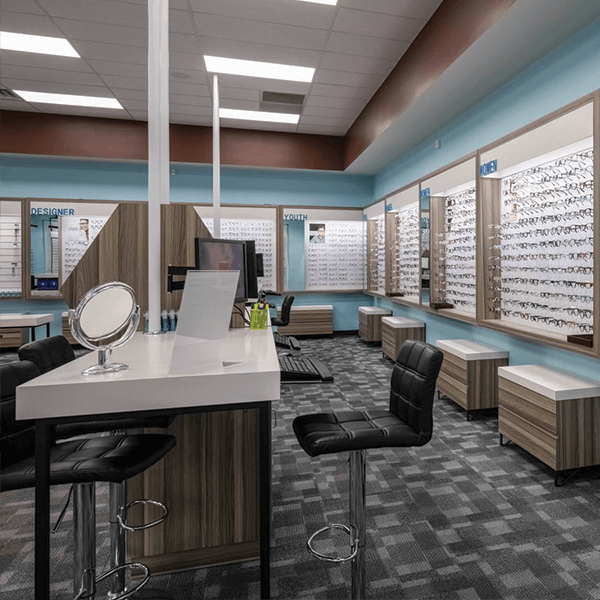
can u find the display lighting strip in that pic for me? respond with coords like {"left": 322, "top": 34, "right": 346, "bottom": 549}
{"left": 14, "top": 90, "right": 123, "bottom": 109}
{"left": 219, "top": 108, "right": 299, "bottom": 124}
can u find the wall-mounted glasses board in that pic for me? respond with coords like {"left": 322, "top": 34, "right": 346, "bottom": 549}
{"left": 0, "top": 200, "right": 23, "bottom": 298}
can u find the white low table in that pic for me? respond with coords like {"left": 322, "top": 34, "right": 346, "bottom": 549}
{"left": 498, "top": 364, "right": 600, "bottom": 484}
{"left": 381, "top": 316, "right": 425, "bottom": 360}
{"left": 435, "top": 339, "right": 509, "bottom": 420}
{"left": 0, "top": 312, "right": 53, "bottom": 344}
{"left": 18, "top": 329, "right": 280, "bottom": 600}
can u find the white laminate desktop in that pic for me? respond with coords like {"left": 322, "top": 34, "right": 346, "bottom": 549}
{"left": 17, "top": 328, "right": 281, "bottom": 421}
{"left": 381, "top": 316, "right": 424, "bottom": 328}
{"left": 0, "top": 313, "right": 54, "bottom": 327}
{"left": 436, "top": 338, "right": 509, "bottom": 361}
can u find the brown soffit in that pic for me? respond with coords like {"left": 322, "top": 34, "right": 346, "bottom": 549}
{"left": 0, "top": 110, "right": 345, "bottom": 171}
{"left": 343, "top": 0, "right": 517, "bottom": 169}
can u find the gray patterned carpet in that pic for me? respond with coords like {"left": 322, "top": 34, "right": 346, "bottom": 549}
{"left": 3, "top": 335, "right": 600, "bottom": 599}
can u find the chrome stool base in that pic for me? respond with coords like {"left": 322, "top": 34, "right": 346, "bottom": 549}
{"left": 307, "top": 523, "right": 359, "bottom": 563}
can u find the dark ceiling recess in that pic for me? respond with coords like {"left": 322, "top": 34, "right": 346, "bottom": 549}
{"left": 260, "top": 91, "right": 305, "bottom": 115}
{"left": 0, "top": 86, "right": 20, "bottom": 100}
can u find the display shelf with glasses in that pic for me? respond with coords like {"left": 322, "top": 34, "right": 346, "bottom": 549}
{"left": 421, "top": 157, "right": 477, "bottom": 322}
{"left": 0, "top": 200, "right": 23, "bottom": 298}
{"left": 478, "top": 96, "right": 598, "bottom": 355}
{"left": 195, "top": 205, "right": 278, "bottom": 293}
{"left": 364, "top": 201, "right": 386, "bottom": 294}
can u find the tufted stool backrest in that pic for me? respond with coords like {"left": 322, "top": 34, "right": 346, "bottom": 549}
{"left": 389, "top": 340, "right": 444, "bottom": 446}
{"left": 18, "top": 335, "right": 75, "bottom": 374}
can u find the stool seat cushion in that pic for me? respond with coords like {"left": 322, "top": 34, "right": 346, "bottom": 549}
{"left": 293, "top": 410, "right": 421, "bottom": 457}
{"left": 1, "top": 433, "right": 176, "bottom": 492}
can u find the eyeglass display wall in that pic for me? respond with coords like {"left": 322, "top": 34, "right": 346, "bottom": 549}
{"left": 283, "top": 207, "right": 364, "bottom": 292}
{"left": 0, "top": 200, "right": 22, "bottom": 298}
{"left": 387, "top": 203, "right": 420, "bottom": 302}
{"left": 365, "top": 216, "right": 385, "bottom": 293}
{"left": 479, "top": 99, "right": 597, "bottom": 352}
{"left": 195, "top": 206, "right": 278, "bottom": 293}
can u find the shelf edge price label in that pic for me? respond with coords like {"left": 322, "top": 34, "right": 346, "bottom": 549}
{"left": 479, "top": 159, "right": 498, "bottom": 177}
{"left": 420, "top": 188, "right": 430, "bottom": 199}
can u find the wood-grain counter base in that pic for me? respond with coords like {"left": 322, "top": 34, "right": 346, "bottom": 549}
{"left": 382, "top": 323, "right": 425, "bottom": 360}
{"left": 498, "top": 376, "right": 600, "bottom": 472}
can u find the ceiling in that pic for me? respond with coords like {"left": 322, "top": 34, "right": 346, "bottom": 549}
{"left": 0, "top": 0, "right": 443, "bottom": 136}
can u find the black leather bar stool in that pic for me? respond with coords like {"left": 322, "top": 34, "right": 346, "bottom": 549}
{"left": 293, "top": 340, "right": 444, "bottom": 599}
{"left": 272, "top": 295, "right": 300, "bottom": 351}
{"left": 1, "top": 361, "right": 177, "bottom": 599}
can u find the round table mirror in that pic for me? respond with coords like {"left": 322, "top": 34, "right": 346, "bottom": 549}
{"left": 69, "top": 281, "right": 140, "bottom": 375}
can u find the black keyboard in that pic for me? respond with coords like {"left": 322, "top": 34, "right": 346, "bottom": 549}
{"left": 273, "top": 333, "right": 300, "bottom": 351}
{"left": 279, "top": 355, "right": 333, "bottom": 383}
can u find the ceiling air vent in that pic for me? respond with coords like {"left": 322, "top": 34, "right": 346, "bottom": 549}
{"left": 260, "top": 91, "right": 305, "bottom": 115}
{"left": 0, "top": 86, "right": 21, "bottom": 100}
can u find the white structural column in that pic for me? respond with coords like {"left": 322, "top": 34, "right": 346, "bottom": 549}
{"left": 213, "top": 74, "right": 221, "bottom": 238}
{"left": 147, "top": 0, "right": 170, "bottom": 333}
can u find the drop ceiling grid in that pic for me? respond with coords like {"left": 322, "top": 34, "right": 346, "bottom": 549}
{"left": 0, "top": 0, "right": 442, "bottom": 134}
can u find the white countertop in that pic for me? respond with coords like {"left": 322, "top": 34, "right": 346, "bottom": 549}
{"left": 359, "top": 307, "right": 391, "bottom": 315}
{"left": 289, "top": 305, "right": 333, "bottom": 311}
{"left": 382, "top": 316, "right": 424, "bottom": 328}
{"left": 436, "top": 339, "right": 509, "bottom": 361}
{"left": 17, "top": 329, "right": 280, "bottom": 420}
{"left": 0, "top": 313, "right": 54, "bottom": 327}
{"left": 498, "top": 365, "right": 600, "bottom": 401}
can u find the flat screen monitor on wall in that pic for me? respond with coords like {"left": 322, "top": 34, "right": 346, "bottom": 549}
{"left": 194, "top": 238, "right": 247, "bottom": 304}
{"left": 245, "top": 240, "right": 259, "bottom": 300}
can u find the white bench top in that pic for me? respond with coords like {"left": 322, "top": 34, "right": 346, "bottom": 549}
{"left": 288, "top": 305, "right": 333, "bottom": 311}
{"left": 0, "top": 313, "right": 54, "bottom": 327}
{"left": 382, "top": 316, "right": 424, "bottom": 328}
{"left": 436, "top": 339, "right": 509, "bottom": 361}
{"left": 498, "top": 365, "right": 600, "bottom": 401}
{"left": 359, "top": 306, "right": 391, "bottom": 315}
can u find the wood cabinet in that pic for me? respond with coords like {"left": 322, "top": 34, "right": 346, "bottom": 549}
{"left": 435, "top": 339, "right": 509, "bottom": 419}
{"left": 277, "top": 305, "right": 333, "bottom": 336}
{"left": 498, "top": 365, "right": 600, "bottom": 475}
{"left": 0, "top": 327, "right": 25, "bottom": 348}
{"left": 381, "top": 316, "right": 425, "bottom": 360}
{"left": 358, "top": 306, "right": 391, "bottom": 342}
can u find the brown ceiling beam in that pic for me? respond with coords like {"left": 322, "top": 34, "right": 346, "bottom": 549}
{"left": 343, "top": 0, "right": 517, "bottom": 169}
{"left": 0, "top": 111, "right": 345, "bottom": 171}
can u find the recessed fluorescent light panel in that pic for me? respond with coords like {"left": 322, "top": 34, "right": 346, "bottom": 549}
{"left": 14, "top": 90, "right": 122, "bottom": 109}
{"left": 295, "top": 0, "right": 338, "bottom": 4}
{"left": 220, "top": 108, "right": 299, "bottom": 124}
{"left": 205, "top": 56, "right": 314, "bottom": 83}
{"left": 0, "top": 32, "right": 80, "bottom": 57}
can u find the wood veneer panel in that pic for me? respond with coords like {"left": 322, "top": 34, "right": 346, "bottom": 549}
{"left": 439, "top": 352, "right": 468, "bottom": 385}
{"left": 437, "top": 371, "right": 468, "bottom": 409}
{"left": 429, "top": 197, "right": 446, "bottom": 305}
{"left": 344, "top": 0, "right": 516, "bottom": 166}
{"left": 498, "top": 378, "right": 556, "bottom": 435}
{"left": 468, "top": 357, "right": 508, "bottom": 410}
{"left": 556, "top": 397, "right": 600, "bottom": 470}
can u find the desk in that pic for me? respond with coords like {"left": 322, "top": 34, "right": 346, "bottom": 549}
{"left": 0, "top": 313, "right": 53, "bottom": 346}
{"left": 17, "top": 329, "right": 280, "bottom": 600}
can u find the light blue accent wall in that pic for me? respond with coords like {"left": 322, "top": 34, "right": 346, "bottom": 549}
{"left": 0, "top": 156, "right": 374, "bottom": 207}
{"left": 286, "top": 220, "right": 306, "bottom": 290}
{"left": 0, "top": 298, "right": 68, "bottom": 338}
{"left": 375, "top": 15, "right": 600, "bottom": 199}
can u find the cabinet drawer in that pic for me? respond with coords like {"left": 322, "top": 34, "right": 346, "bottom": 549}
{"left": 439, "top": 352, "right": 468, "bottom": 385}
{"left": 498, "top": 378, "right": 556, "bottom": 435}
{"left": 437, "top": 370, "right": 468, "bottom": 409}
{"left": 499, "top": 406, "right": 557, "bottom": 470}
{"left": 0, "top": 327, "right": 24, "bottom": 348}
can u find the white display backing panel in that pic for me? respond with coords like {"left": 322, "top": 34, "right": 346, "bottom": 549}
{"left": 393, "top": 202, "right": 420, "bottom": 301}
{"left": 0, "top": 201, "right": 22, "bottom": 297}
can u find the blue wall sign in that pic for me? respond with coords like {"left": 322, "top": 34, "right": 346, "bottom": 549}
{"left": 385, "top": 203, "right": 393, "bottom": 212}
{"left": 420, "top": 188, "right": 430, "bottom": 199}
{"left": 283, "top": 213, "right": 308, "bottom": 221}
{"left": 479, "top": 159, "right": 498, "bottom": 177}
{"left": 31, "top": 207, "right": 75, "bottom": 216}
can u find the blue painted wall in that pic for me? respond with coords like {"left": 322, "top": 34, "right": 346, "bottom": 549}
{"left": 0, "top": 298, "right": 68, "bottom": 338}
{"left": 0, "top": 156, "right": 374, "bottom": 208}
{"left": 286, "top": 220, "right": 306, "bottom": 290}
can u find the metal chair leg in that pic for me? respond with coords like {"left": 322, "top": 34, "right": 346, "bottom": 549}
{"left": 109, "top": 482, "right": 127, "bottom": 598}
{"left": 73, "top": 483, "right": 96, "bottom": 600}
{"left": 350, "top": 450, "right": 366, "bottom": 600}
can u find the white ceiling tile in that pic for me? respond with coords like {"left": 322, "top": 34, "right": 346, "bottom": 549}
{"left": 333, "top": 7, "right": 425, "bottom": 41}
{"left": 198, "top": 37, "right": 321, "bottom": 68}
{"left": 169, "top": 9, "right": 196, "bottom": 35}
{"left": 170, "top": 114, "right": 212, "bottom": 126}
{"left": 208, "top": 74, "right": 311, "bottom": 96}
{"left": 220, "top": 98, "right": 261, "bottom": 111}
{"left": 218, "top": 86, "right": 261, "bottom": 102}
{"left": 36, "top": 0, "right": 146, "bottom": 28}
{"left": 193, "top": 13, "right": 328, "bottom": 51}
{"left": 314, "top": 69, "right": 385, "bottom": 89}
{"left": 340, "top": 0, "right": 442, "bottom": 20}
{"left": 310, "top": 83, "right": 373, "bottom": 100}
{"left": 119, "top": 99, "right": 147, "bottom": 112}
{"left": 0, "top": 0, "right": 46, "bottom": 14}
{"left": 170, "top": 51, "right": 203, "bottom": 71}
{"left": 110, "top": 88, "right": 147, "bottom": 101}
{"left": 22, "top": 104, "right": 130, "bottom": 119}
{"left": 70, "top": 40, "right": 148, "bottom": 64}
{"left": 168, "top": 70, "right": 207, "bottom": 86}
{"left": 170, "top": 81, "right": 210, "bottom": 96}
{"left": 0, "top": 65, "right": 106, "bottom": 87}
{"left": 170, "top": 103, "right": 212, "bottom": 116}
{"left": 326, "top": 31, "right": 410, "bottom": 59}
{"left": 128, "top": 109, "right": 148, "bottom": 120}
{"left": 300, "top": 115, "right": 351, "bottom": 127}
{"left": 0, "top": 51, "right": 94, "bottom": 72}
{"left": 0, "top": 12, "right": 64, "bottom": 36}
{"left": 102, "top": 74, "right": 147, "bottom": 91}
{"left": 319, "top": 52, "right": 396, "bottom": 76}
{"left": 54, "top": 19, "right": 147, "bottom": 47}
{"left": 302, "top": 105, "right": 359, "bottom": 119}
{"left": 190, "top": 0, "right": 336, "bottom": 30}
{"left": 86, "top": 60, "right": 147, "bottom": 78}
{"left": 219, "top": 120, "right": 297, "bottom": 132}
{"left": 170, "top": 34, "right": 200, "bottom": 54}
{"left": 304, "top": 95, "right": 364, "bottom": 110}
{"left": 2, "top": 78, "right": 117, "bottom": 97}
{"left": 296, "top": 124, "right": 346, "bottom": 135}
{"left": 170, "top": 93, "right": 212, "bottom": 106}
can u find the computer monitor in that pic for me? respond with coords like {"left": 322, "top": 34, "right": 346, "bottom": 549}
{"left": 194, "top": 238, "right": 247, "bottom": 303}
{"left": 256, "top": 253, "right": 264, "bottom": 278}
{"left": 245, "top": 240, "right": 259, "bottom": 300}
